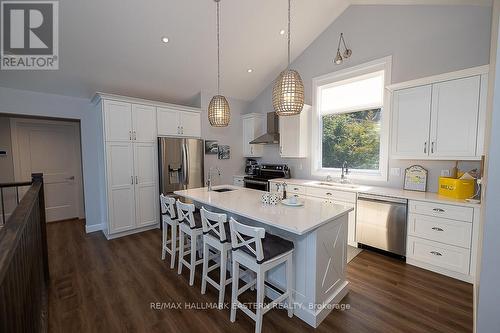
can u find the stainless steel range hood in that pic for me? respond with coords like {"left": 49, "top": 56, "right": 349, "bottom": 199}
{"left": 249, "top": 112, "right": 279, "bottom": 145}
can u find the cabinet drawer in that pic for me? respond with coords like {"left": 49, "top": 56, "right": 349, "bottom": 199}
{"left": 408, "top": 213, "right": 472, "bottom": 248}
{"left": 409, "top": 200, "right": 473, "bottom": 222}
{"left": 287, "top": 184, "right": 306, "bottom": 195}
{"left": 307, "top": 187, "right": 356, "bottom": 203}
{"left": 407, "top": 236, "right": 470, "bottom": 275}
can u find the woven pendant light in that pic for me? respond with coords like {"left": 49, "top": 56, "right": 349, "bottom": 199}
{"left": 208, "top": 0, "right": 230, "bottom": 127}
{"left": 272, "top": 0, "right": 304, "bottom": 116}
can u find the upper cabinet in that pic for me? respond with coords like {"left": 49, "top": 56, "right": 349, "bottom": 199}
{"left": 279, "top": 105, "right": 311, "bottom": 158}
{"left": 157, "top": 107, "right": 201, "bottom": 138}
{"left": 242, "top": 113, "right": 266, "bottom": 157}
{"left": 104, "top": 101, "right": 156, "bottom": 142}
{"left": 390, "top": 67, "right": 488, "bottom": 160}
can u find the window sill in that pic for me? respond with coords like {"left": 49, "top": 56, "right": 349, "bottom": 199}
{"left": 311, "top": 169, "right": 388, "bottom": 182}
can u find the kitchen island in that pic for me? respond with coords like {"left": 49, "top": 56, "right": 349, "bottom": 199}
{"left": 174, "top": 185, "right": 353, "bottom": 328}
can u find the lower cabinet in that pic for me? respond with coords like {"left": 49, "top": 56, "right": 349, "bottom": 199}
{"left": 105, "top": 141, "right": 159, "bottom": 236}
{"left": 406, "top": 200, "right": 476, "bottom": 282}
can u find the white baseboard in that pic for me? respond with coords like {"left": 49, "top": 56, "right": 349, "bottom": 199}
{"left": 85, "top": 223, "right": 104, "bottom": 233}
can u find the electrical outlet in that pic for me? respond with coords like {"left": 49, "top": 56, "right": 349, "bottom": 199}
{"left": 441, "top": 169, "right": 451, "bottom": 177}
{"left": 390, "top": 168, "right": 401, "bottom": 177}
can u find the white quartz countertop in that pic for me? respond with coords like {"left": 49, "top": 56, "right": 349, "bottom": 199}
{"left": 270, "top": 178, "right": 481, "bottom": 208}
{"left": 174, "top": 186, "right": 353, "bottom": 235}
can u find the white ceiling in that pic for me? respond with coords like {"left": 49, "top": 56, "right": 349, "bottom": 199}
{"left": 0, "top": 0, "right": 491, "bottom": 106}
{"left": 0, "top": 0, "right": 350, "bottom": 105}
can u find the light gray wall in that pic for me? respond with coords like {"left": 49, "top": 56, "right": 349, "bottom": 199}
{"left": 246, "top": 5, "right": 491, "bottom": 191}
{"left": 0, "top": 116, "right": 14, "bottom": 183}
{"left": 0, "top": 86, "right": 101, "bottom": 226}
{"left": 200, "top": 91, "right": 249, "bottom": 185}
{"left": 477, "top": 4, "right": 500, "bottom": 330}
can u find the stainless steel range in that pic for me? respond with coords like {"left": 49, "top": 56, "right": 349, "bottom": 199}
{"left": 243, "top": 164, "right": 290, "bottom": 191}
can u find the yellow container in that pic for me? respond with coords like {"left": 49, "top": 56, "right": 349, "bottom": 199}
{"left": 438, "top": 177, "right": 475, "bottom": 199}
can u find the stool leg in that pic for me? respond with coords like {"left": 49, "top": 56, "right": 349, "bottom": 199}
{"left": 255, "top": 268, "right": 265, "bottom": 333}
{"left": 177, "top": 229, "right": 185, "bottom": 275}
{"left": 201, "top": 240, "right": 209, "bottom": 294}
{"left": 286, "top": 256, "right": 293, "bottom": 318}
{"left": 230, "top": 259, "right": 239, "bottom": 323}
{"left": 161, "top": 222, "right": 167, "bottom": 260}
{"left": 218, "top": 248, "right": 228, "bottom": 308}
{"left": 170, "top": 223, "right": 177, "bottom": 269}
{"left": 189, "top": 233, "right": 197, "bottom": 286}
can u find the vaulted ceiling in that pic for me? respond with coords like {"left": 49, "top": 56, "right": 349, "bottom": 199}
{"left": 0, "top": 0, "right": 491, "bottom": 106}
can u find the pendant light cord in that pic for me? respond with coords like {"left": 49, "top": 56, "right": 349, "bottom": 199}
{"left": 287, "top": 0, "right": 291, "bottom": 68}
{"left": 337, "top": 33, "right": 343, "bottom": 52}
{"left": 217, "top": 0, "right": 221, "bottom": 94}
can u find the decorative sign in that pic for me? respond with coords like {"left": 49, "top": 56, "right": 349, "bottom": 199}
{"left": 404, "top": 165, "right": 428, "bottom": 192}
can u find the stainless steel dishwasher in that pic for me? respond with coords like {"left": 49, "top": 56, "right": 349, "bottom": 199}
{"left": 356, "top": 194, "right": 408, "bottom": 257}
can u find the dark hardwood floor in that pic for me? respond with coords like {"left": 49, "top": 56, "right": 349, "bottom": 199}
{"left": 47, "top": 220, "right": 473, "bottom": 333}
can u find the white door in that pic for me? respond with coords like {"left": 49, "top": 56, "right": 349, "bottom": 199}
{"left": 157, "top": 107, "right": 180, "bottom": 136}
{"left": 430, "top": 76, "right": 480, "bottom": 158}
{"left": 13, "top": 120, "right": 83, "bottom": 222}
{"left": 180, "top": 111, "right": 201, "bottom": 137}
{"left": 104, "top": 100, "right": 133, "bottom": 142}
{"left": 391, "top": 85, "right": 432, "bottom": 158}
{"left": 134, "top": 142, "right": 158, "bottom": 227}
{"left": 106, "top": 142, "right": 136, "bottom": 233}
{"left": 280, "top": 115, "right": 300, "bottom": 157}
{"left": 132, "top": 104, "right": 156, "bottom": 142}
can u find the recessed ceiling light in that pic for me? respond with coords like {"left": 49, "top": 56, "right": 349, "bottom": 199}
{"left": 247, "top": 69, "right": 253, "bottom": 73}
{"left": 279, "top": 29, "right": 285, "bottom": 35}
{"left": 161, "top": 36, "right": 169, "bottom": 43}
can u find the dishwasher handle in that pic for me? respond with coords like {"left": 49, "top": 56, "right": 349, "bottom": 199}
{"left": 358, "top": 193, "right": 407, "bottom": 205}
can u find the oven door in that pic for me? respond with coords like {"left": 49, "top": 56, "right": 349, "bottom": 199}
{"left": 243, "top": 178, "right": 269, "bottom": 191}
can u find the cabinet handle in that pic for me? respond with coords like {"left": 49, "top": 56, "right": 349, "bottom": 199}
{"left": 431, "top": 227, "right": 444, "bottom": 232}
{"left": 280, "top": 146, "right": 283, "bottom": 154}
{"left": 133, "top": 130, "right": 136, "bottom": 140}
{"left": 424, "top": 142, "right": 427, "bottom": 154}
{"left": 135, "top": 176, "right": 138, "bottom": 184}
{"left": 131, "top": 176, "right": 134, "bottom": 185}
{"left": 326, "top": 192, "right": 333, "bottom": 196}
{"left": 181, "top": 126, "right": 184, "bottom": 135}
{"left": 431, "top": 141, "right": 435, "bottom": 154}
{"left": 433, "top": 208, "right": 445, "bottom": 213}
{"left": 129, "top": 131, "right": 132, "bottom": 141}
{"left": 293, "top": 187, "right": 299, "bottom": 191}
{"left": 250, "top": 146, "right": 253, "bottom": 154}
{"left": 430, "top": 251, "right": 442, "bottom": 256}
{"left": 177, "top": 126, "right": 180, "bottom": 134}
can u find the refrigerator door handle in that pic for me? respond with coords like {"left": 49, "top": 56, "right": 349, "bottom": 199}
{"left": 181, "top": 141, "right": 189, "bottom": 185}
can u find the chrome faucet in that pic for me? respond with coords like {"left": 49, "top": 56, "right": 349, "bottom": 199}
{"left": 340, "top": 161, "right": 350, "bottom": 184}
{"left": 207, "top": 166, "right": 222, "bottom": 191}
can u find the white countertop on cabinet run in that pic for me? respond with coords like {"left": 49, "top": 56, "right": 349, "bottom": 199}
{"left": 270, "top": 178, "right": 481, "bottom": 208}
{"left": 174, "top": 186, "right": 353, "bottom": 235}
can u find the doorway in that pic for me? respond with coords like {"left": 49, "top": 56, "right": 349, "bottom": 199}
{"left": 10, "top": 118, "right": 84, "bottom": 222}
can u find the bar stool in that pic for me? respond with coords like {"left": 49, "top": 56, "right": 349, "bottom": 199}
{"left": 229, "top": 217, "right": 294, "bottom": 333}
{"left": 160, "top": 194, "right": 180, "bottom": 269}
{"left": 200, "top": 207, "right": 232, "bottom": 308}
{"left": 177, "top": 200, "right": 204, "bottom": 286}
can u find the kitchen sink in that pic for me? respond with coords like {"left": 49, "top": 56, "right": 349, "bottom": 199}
{"left": 305, "top": 181, "right": 368, "bottom": 191}
{"left": 212, "top": 188, "right": 237, "bottom": 193}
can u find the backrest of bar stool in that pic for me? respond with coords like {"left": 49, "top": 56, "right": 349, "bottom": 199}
{"left": 200, "top": 207, "right": 228, "bottom": 242}
{"left": 160, "top": 194, "right": 176, "bottom": 220}
{"left": 176, "top": 199, "right": 197, "bottom": 228}
{"left": 229, "top": 217, "right": 265, "bottom": 262}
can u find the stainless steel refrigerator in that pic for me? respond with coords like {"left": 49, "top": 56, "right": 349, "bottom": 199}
{"left": 158, "top": 137, "right": 204, "bottom": 195}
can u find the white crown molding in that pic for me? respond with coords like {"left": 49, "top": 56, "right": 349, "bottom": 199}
{"left": 386, "top": 65, "right": 489, "bottom": 91}
{"left": 349, "top": 0, "right": 492, "bottom": 6}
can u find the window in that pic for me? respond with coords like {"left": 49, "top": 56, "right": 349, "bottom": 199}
{"left": 312, "top": 57, "right": 391, "bottom": 180}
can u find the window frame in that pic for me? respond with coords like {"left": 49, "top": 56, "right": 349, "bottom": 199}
{"left": 311, "top": 56, "right": 392, "bottom": 181}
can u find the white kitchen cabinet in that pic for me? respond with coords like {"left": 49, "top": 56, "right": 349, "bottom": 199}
{"left": 104, "top": 101, "right": 156, "bottom": 142}
{"left": 279, "top": 105, "right": 310, "bottom": 158}
{"left": 430, "top": 76, "right": 480, "bottom": 158}
{"left": 390, "top": 69, "right": 488, "bottom": 160}
{"left": 105, "top": 142, "right": 136, "bottom": 233}
{"left": 391, "top": 85, "right": 432, "bottom": 158}
{"left": 242, "top": 113, "right": 265, "bottom": 157}
{"left": 134, "top": 142, "right": 159, "bottom": 227}
{"left": 104, "top": 100, "right": 133, "bottom": 142}
{"left": 157, "top": 107, "right": 201, "bottom": 137}
{"left": 132, "top": 104, "right": 156, "bottom": 142}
